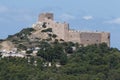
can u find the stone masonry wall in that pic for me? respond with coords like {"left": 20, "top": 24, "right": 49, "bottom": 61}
{"left": 36, "top": 13, "right": 110, "bottom": 47}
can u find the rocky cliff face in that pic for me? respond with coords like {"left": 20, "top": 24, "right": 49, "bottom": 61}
{"left": 0, "top": 41, "right": 15, "bottom": 51}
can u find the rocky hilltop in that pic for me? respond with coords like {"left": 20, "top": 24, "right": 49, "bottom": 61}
{"left": 0, "top": 22, "right": 63, "bottom": 51}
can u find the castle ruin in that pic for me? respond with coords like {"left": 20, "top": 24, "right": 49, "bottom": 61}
{"left": 33, "top": 13, "right": 110, "bottom": 47}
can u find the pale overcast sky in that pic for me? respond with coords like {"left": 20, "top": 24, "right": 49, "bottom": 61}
{"left": 0, "top": 0, "right": 120, "bottom": 49}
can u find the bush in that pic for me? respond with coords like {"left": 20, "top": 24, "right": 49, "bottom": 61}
{"left": 42, "top": 22, "right": 47, "bottom": 28}
{"left": 52, "top": 34, "right": 57, "bottom": 38}
{"left": 18, "top": 44, "right": 27, "bottom": 50}
{"left": 41, "top": 28, "right": 52, "bottom": 32}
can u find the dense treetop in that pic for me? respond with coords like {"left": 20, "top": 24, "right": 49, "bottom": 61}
{"left": 0, "top": 42, "right": 120, "bottom": 80}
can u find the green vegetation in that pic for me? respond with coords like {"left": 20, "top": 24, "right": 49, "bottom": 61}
{"left": 7, "top": 28, "right": 36, "bottom": 45}
{"left": 7, "top": 28, "right": 35, "bottom": 39}
{"left": 37, "top": 42, "right": 66, "bottom": 62}
{"left": 5, "top": 28, "right": 39, "bottom": 49}
{"left": 16, "top": 28, "right": 35, "bottom": 36}
{"left": 41, "top": 28, "right": 52, "bottom": 32}
{"left": 18, "top": 44, "right": 27, "bottom": 50}
{"left": 42, "top": 22, "right": 47, "bottom": 28}
{"left": 0, "top": 42, "right": 120, "bottom": 80}
{"left": 52, "top": 34, "right": 57, "bottom": 38}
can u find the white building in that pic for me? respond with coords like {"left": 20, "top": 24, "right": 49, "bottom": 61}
{"left": 1, "top": 53, "right": 25, "bottom": 58}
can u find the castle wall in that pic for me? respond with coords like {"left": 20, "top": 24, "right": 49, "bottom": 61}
{"left": 67, "top": 31, "right": 110, "bottom": 47}
{"left": 36, "top": 13, "right": 110, "bottom": 47}
{"left": 67, "top": 30, "right": 81, "bottom": 43}
{"left": 80, "top": 32, "right": 101, "bottom": 46}
{"left": 40, "top": 19, "right": 69, "bottom": 40}
{"left": 101, "top": 32, "right": 110, "bottom": 47}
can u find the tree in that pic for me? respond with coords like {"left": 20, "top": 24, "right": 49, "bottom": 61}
{"left": 60, "top": 53, "right": 67, "bottom": 65}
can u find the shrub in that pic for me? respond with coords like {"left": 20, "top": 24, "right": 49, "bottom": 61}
{"left": 52, "top": 34, "right": 57, "bottom": 38}
{"left": 41, "top": 28, "right": 52, "bottom": 32}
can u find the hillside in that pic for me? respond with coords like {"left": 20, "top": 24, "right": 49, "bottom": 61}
{"left": 0, "top": 14, "right": 119, "bottom": 80}
{"left": 0, "top": 25, "right": 120, "bottom": 80}
{"left": 0, "top": 25, "right": 62, "bottom": 51}
{"left": 0, "top": 43, "right": 120, "bottom": 80}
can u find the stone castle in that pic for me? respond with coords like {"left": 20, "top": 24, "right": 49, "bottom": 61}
{"left": 33, "top": 13, "right": 110, "bottom": 47}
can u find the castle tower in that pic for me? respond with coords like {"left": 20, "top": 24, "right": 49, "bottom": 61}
{"left": 38, "top": 13, "right": 54, "bottom": 22}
